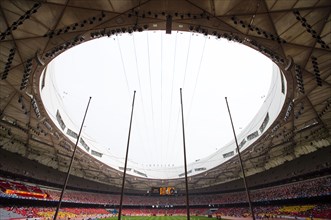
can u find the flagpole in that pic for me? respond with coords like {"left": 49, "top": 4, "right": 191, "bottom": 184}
{"left": 180, "top": 88, "right": 190, "bottom": 220}
{"left": 225, "top": 97, "right": 255, "bottom": 220}
{"left": 118, "top": 91, "right": 136, "bottom": 220}
{"left": 53, "top": 96, "right": 92, "bottom": 220}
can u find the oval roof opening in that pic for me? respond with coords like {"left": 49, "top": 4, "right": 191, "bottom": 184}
{"left": 41, "top": 31, "right": 276, "bottom": 179}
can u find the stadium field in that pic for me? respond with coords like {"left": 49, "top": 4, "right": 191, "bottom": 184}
{"left": 100, "top": 216, "right": 226, "bottom": 220}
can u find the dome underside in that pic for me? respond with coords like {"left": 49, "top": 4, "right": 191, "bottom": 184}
{"left": 0, "top": 0, "right": 330, "bottom": 190}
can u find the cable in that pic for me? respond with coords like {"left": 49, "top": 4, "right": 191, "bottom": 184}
{"left": 182, "top": 33, "right": 192, "bottom": 88}
{"left": 169, "top": 106, "right": 182, "bottom": 166}
{"left": 116, "top": 36, "right": 131, "bottom": 95}
{"left": 146, "top": 31, "right": 156, "bottom": 150}
{"left": 166, "top": 31, "right": 178, "bottom": 151}
{"left": 187, "top": 35, "right": 207, "bottom": 124}
{"left": 160, "top": 31, "right": 164, "bottom": 165}
{"left": 132, "top": 34, "right": 153, "bottom": 160}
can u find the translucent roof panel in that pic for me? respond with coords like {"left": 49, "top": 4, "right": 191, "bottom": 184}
{"left": 41, "top": 31, "right": 276, "bottom": 179}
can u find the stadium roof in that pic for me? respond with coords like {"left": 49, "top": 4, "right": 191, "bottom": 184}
{"left": 0, "top": 0, "right": 330, "bottom": 190}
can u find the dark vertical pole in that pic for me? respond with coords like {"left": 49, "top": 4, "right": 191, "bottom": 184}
{"left": 225, "top": 97, "right": 255, "bottom": 220}
{"left": 180, "top": 88, "right": 190, "bottom": 220}
{"left": 53, "top": 97, "right": 92, "bottom": 220}
{"left": 118, "top": 91, "right": 136, "bottom": 220}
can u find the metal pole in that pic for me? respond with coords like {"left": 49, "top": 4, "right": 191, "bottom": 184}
{"left": 53, "top": 97, "right": 92, "bottom": 220}
{"left": 225, "top": 97, "right": 255, "bottom": 220}
{"left": 180, "top": 88, "right": 190, "bottom": 220}
{"left": 118, "top": 91, "right": 136, "bottom": 220}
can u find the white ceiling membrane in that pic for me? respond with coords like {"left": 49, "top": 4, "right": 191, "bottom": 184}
{"left": 41, "top": 31, "right": 277, "bottom": 179}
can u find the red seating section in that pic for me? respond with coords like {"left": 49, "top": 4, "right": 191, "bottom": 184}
{"left": 0, "top": 179, "right": 48, "bottom": 199}
{"left": 1, "top": 176, "right": 330, "bottom": 219}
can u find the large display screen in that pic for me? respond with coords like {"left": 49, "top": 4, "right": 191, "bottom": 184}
{"left": 151, "top": 187, "right": 176, "bottom": 195}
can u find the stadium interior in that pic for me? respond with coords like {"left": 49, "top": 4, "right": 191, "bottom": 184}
{"left": 0, "top": 0, "right": 330, "bottom": 219}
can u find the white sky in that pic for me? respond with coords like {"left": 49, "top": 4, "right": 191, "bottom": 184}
{"left": 50, "top": 31, "right": 272, "bottom": 170}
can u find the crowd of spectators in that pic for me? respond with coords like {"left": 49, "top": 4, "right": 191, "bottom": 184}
{"left": 0, "top": 176, "right": 330, "bottom": 219}
{"left": 0, "top": 176, "right": 330, "bottom": 205}
{"left": 2, "top": 205, "right": 331, "bottom": 219}
{"left": 2, "top": 207, "right": 111, "bottom": 219}
{"left": 29, "top": 175, "right": 331, "bottom": 206}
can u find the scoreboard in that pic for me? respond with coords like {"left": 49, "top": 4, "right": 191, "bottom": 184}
{"left": 160, "top": 186, "right": 175, "bottom": 195}
{"left": 151, "top": 187, "right": 176, "bottom": 195}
